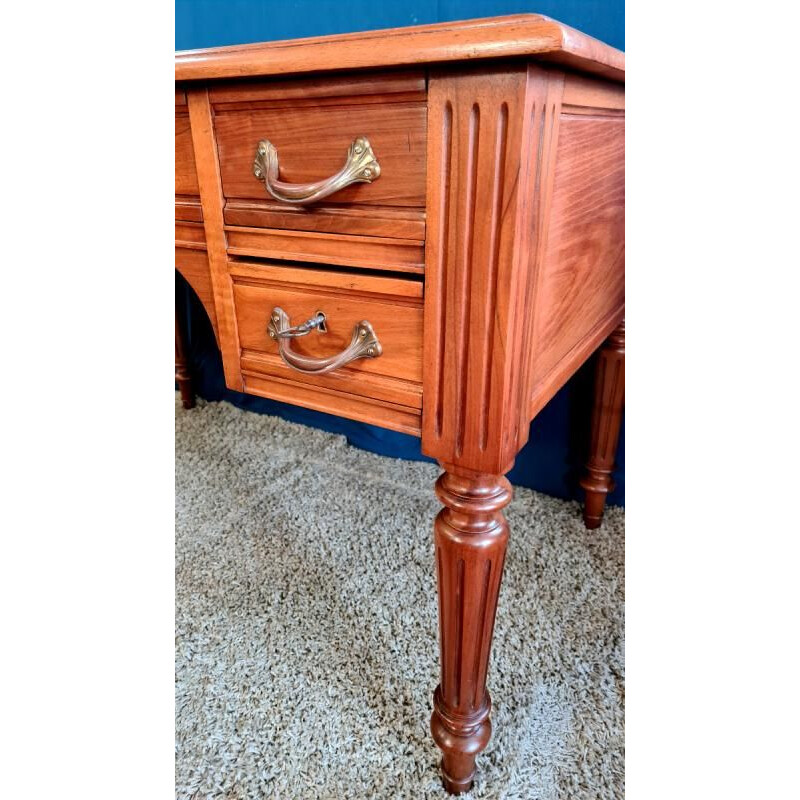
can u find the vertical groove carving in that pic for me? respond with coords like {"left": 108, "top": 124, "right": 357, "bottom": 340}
{"left": 471, "top": 559, "right": 492, "bottom": 708}
{"left": 454, "top": 558, "right": 465, "bottom": 706}
{"left": 479, "top": 103, "right": 508, "bottom": 452}
{"left": 581, "top": 320, "right": 625, "bottom": 529}
{"left": 437, "top": 546, "right": 445, "bottom": 676}
{"left": 431, "top": 468, "right": 512, "bottom": 794}
{"left": 422, "top": 66, "right": 565, "bottom": 475}
{"left": 514, "top": 81, "right": 563, "bottom": 455}
{"left": 455, "top": 104, "right": 480, "bottom": 458}
{"left": 434, "top": 102, "right": 453, "bottom": 438}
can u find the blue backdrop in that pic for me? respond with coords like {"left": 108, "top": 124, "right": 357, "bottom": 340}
{"left": 176, "top": 0, "right": 624, "bottom": 506}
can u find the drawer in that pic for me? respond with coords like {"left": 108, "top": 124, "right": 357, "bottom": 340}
{"left": 229, "top": 261, "right": 424, "bottom": 434}
{"left": 175, "top": 88, "right": 202, "bottom": 222}
{"left": 211, "top": 72, "right": 427, "bottom": 273}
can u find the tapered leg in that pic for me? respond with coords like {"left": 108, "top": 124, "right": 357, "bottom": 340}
{"left": 580, "top": 321, "right": 625, "bottom": 529}
{"left": 431, "top": 467, "right": 512, "bottom": 794}
{"left": 175, "top": 315, "right": 195, "bottom": 410}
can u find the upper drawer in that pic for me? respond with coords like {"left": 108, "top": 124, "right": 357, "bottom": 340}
{"left": 210, "top": 72, "right": 427, "bottom": 272}
{"left": 211, "top": 72, "right": 426, "bottom": 207}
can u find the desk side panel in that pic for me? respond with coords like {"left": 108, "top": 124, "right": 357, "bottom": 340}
{"left": 527, "top": 77, "right": 624, "bottom": 419}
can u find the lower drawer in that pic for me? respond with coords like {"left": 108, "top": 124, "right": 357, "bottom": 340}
{"left": 229, "top": 261, "right": 424, "bottom": 435}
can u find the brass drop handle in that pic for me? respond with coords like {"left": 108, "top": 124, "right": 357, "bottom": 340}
{"left": 253, "top": 137, "right": 381, "bottom": 205}
{"left": 268, "top": 307, "right": 382, "bottom": 375}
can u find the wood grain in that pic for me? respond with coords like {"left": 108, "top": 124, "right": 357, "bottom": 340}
{"left": 175, "top": 112, "right": 200, "bottom": 197}
{"left": 209, "top": 70, "right": 425, "bottom": 106}
{"left": 225, "top": 226, "right": 424, "bottom": 273}
{"left": 241, "top": 370, "right": 421, "bottom": 436}
{"left": 527, "top": 113, "right": 625, "bottom": 419}
{"left": 213, "top": 101, "right": 426, "bottom": 208}
{"left": 186, "top": 88, "right": 243, "bottom": 389}
{"left": 223, "top": 200, "right": 425, "bottom": 242}
{"left": 421, "top": 64, "right": 565, "bottom": 475}
{"left": 175, "top": 19, "right": 626, "bottom": 796}
{"left": 430, "top": 467, "right": 511, "bottom": 794}
{"left": 176, "top": 14, "right": 624, "bottom": 83}
{"left": 175, "top": 196, "right": 203, "bottom": 222}
{"left": 580, "top": 321, "right": 625, "bottom": 529}
{"left": 175, "top": 220, "right": 206, "bottom": 250}
{"left": 231, "top": 275, "right": 423, "bottom": 386}
{"left": 175, "top": 247, "right": 218, "bottom": 343}
{"left": 227, "top": 260, "right": 423, "bottom": 301}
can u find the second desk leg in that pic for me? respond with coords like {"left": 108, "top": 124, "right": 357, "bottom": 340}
{"left": 580, "top": 320, "right": 625, "bottom": 529}
{"left": 175, "top": 315, "right": 195, "bottom": 410}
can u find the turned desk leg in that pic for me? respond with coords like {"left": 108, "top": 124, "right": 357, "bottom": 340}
{"left": 431, "top": 467, "right": 512, "bottom": 794}
{"left": 175, "top": 315, "right": 195, "bottom": 410}
{"left": 580, "top": 321, "right": 625, "bottom": 529}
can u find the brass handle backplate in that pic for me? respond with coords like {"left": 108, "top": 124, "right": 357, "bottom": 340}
{"left": 268, "top": 307, "right": 382, "bottom": 375}
{"left": 253, "top": 137, "right": 381, "bottom": 206}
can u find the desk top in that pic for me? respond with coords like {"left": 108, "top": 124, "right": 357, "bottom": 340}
{"left": 175, "top": 14, "right": 625, "bottom": 83}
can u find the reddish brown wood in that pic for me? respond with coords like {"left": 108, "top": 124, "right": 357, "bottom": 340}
{"left": 431, "top": 467, "right": 511, "bottom": 794}
{"left": 175, "top": 14, "right": 625, "bottom": 83}
{"left": 224, "top": 226, "right": 424, "bottom": 273}
{"left": 230, "top": 261, "right": 423, "bottom": 432}
{"left": 186, "top": 88, "right": 243, "bottom": 391}
{"left": 213, "top": 99, "right": 427, "bottom": 208}
{"left": 580, "top": 321, "right": 625, "bottom": 529}
{"left": 175, "top": 248, "right": 219, "bottom": 345}
{"left": 421, "top": 63, "right": 565, "bottom": 475}
{"left": 175, "top": 113, "right": 200, "bottom": 197}
{"left": 175, "top": 314, "right": 194, "bottom": 410}
{"left": 174, "top": 16, "right": 626, "bottom": 795}
{"left": 527, "top": 105, "right": 625, "bottom": 419}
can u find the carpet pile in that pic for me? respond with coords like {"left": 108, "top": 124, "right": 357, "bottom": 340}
{"left": 176, "top": 397, "right": 624, "bottom": 799}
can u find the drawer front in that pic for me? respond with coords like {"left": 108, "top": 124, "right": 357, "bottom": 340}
{"left": 211, "top": 72, "right": 427, "bottom": 272}
{"left": 175, "top": 89, "right": 202, "bottom": 222}
{"left": 230, "top": 262, "right": 423, "bottom": 430}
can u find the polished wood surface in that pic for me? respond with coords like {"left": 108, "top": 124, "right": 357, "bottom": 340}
{"left": 174, "top": 15, "right": 624, "bottom": 794}
{"left": 175, "top": 14, "right": 624, "bottom": 82}
{"left": 187, "top": 89, "right": 243, "bottom": 391}
{"left": 224, "top": 226, "right": 424, "bottom": 273}
{"left": 175, "top": 314, "right": 194, "bottom": 410}
{"left": 213, "top": 75, "right": 426, "bottom": 208}
{"left": 421, "top": 63, "right": 566, "bottom": 476}
{"left": 174, "top": 248, "right": 218, "bottom": 344}
{"left": 232, "top": 263, "right": 423, "bottom": 408}
{"left": 581, "top": 321, "right": 625, "bottom": 529}
{"left": 211, "top": 72, "right": 427, "bottom": 271}
{"left": 528, "top": 77, "right": 625, "bottom": 419}
{"left": 431, "top": 467, "right": 511, "bottom": 793}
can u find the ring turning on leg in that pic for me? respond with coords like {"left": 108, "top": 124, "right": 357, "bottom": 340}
{"left": 431, "top": 467, "right": 512, "bottom": 793}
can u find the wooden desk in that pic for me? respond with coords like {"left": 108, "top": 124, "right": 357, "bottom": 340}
{"left": 175, "top": 14, "right": 624, "bottom": 794}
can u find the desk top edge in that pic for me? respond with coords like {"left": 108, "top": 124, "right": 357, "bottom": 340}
{"left": 175, "top": 14, "right": 625, "bottom": 84}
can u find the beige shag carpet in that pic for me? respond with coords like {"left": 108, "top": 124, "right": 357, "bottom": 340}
{"left": 175, "top": 397, "right": 625, "bottom": 800}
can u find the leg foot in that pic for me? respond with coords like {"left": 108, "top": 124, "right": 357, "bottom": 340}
{"left": 580, "top": 321, "right": 624, "bottom": 529}
{"left": 431, "top": 467, "right": 511, "bottom": 794}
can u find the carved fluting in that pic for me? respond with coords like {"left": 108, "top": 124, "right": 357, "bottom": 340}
{"left": 581, "top": 320, "right": 625, "bottom": 529}
{"left": 513, "top": 86, "right": 563, "bottom": 449}
{"left": 175, "top": 316, "right": 195, "bottom": 410}
{"left": 431, "top": 468, "right": 511, "bottom": 794}
{"left": 421, "top": 65, "right": 565, "bottom": 475}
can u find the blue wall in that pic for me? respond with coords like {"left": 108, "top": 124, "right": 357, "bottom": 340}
{"left": 176, "top": 0, "right": 624, "bottom": 506}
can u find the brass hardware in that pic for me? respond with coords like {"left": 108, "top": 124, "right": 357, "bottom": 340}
{"left": 252, "top": 136, "right": 381, "bottom": 206}
{"left": 270, "top": 311, "right": 327, "bottom": 339}
{"left": 267, "top": 307, "right": 382, "bottom": 375}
